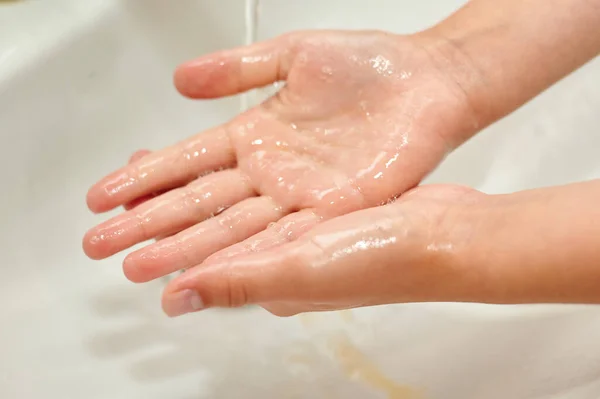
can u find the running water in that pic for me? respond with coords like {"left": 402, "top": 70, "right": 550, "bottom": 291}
{"left": 164, "top": 0, "right": 261, "bottom": 283}
{"left": 241, "top": 0, "right": 284, "bottom": 112}
{"left": 241, "top": 0, "right": 260, "bottom": 111}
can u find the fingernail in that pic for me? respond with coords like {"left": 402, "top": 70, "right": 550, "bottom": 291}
{"left": 163, "top": 289, "right": 204, "bottom": 317}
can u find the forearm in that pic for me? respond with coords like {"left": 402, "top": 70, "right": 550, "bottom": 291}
{"left": 420, "top": 0, "right": 600, "bottom": 144}
{"left": 463, "top": 179, "right": 600, "bottom": 304}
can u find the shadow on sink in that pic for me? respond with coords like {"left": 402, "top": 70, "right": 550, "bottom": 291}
{"left": 85, "top": 282, "right": 382, "bottom": 399}
{"left": 84, "top": 278, "right": 426, "bottom": 399}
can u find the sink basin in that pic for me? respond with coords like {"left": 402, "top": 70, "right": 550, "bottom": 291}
{"left": 1, "top": 1, "right": 600, "bottom": 398}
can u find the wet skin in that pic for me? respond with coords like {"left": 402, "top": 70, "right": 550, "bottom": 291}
{"left": 84, "top": 0, "right": 600, "bottom": 316}
{"left": 84, "top": 31, "right": 475, "bottom": 285}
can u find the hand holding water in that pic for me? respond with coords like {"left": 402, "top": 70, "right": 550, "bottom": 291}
{"left": 84, "top": 30, "right": 474, "bottom": 281}
{"left": 84, "top": 0, "right": 600, "bottom": 316}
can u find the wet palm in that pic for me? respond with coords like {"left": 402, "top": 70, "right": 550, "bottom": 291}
{"left": 84, "top": 30, "right": 474, "bottom": 283}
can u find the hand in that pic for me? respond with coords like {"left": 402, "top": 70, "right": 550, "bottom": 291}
{"left": 83, "top": 30, "right": 478, "bottom": 283}
{"left": 160, "top": 178, "right": 600, "bottom": 317}
{"left": 161, "top": 184, "right": 485, "bottom": 317}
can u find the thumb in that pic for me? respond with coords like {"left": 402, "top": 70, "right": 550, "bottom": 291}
{"left": 173, "top": 33, "right": 298, "bottom": 99}
{"left": 161, "top": 241, "right": 315, "bottom": 316}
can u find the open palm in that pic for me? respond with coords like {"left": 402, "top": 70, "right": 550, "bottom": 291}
{"left": 84, "top": 30, "right": 475, "bottom": 283}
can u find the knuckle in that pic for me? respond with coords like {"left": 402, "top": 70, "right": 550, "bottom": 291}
{"left": 134, "top": 212, "right": 151, "bottom": 240}
{"left": 128, "top": 162, "right": 145, "bottom": 191}
{"left": 223, "top": 272, "right": 249, "bottom": 308}
{"left": 304, "top": 236, "right": 327, "bottom": 267}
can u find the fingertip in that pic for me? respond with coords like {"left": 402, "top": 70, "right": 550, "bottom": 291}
{"left": 173, "top": 63, "right": 190, "bottom": 95}
{"left": 87, "top": 182, "right": 122, "bottom": 214}
{"left": 163, "top": 247, "right": 301, "bottom": 310}
{"left": 161, "top": 288, "right": 205, "bottom": 318}
{"left": 123, "top": 249, "right": 177, "bottom": 283}
{"left": 174, "top": 55, "right": 235, "bottom": 99}
{"left": 82, "top": 228, "right": 109, "bottom": 260}
{"left": 86, "top": 186, "right": 104, "bottom": 214}
{"left": 173, "top": 61, "right": 206, "bottom": 98}
{"left": 122, "top": 255, "right": 147, "bottom": 283}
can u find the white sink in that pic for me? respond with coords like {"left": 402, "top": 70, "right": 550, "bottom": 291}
{"left": 1, "top": 1, "right": 599, "bottom": 398}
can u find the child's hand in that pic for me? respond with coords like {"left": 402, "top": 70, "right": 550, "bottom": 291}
{"left": 83, "top": 30, "right": 477, "bottom": 283}
{"left": 161, "top": 184, "right": 483, "bottom": 317}
{"left": 160, "top": 179, "right": 600, "bottom": 317}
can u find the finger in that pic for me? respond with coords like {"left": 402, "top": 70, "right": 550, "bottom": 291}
{"left": 174, "top": 34, "right": 298, "bottom": 99}
{"left": 86, "top": 127, "right": 235, "bottom": 213}
{"left": 124, "top": 150, "right": 155, "bottom": 211}
{"left": 123, "top": 196, "right": 287, "bottom": 283}
{"left": 83, "top": 169, "right": 254, "bottom": 260}
{"left": 205, "top": 209, "right": 323, "bottom": 262}
{"left": 161, "top": 241, "right": 308, "bottom": 316}
{"left": 160, "top": 204, "right": 420, "bottom": 316}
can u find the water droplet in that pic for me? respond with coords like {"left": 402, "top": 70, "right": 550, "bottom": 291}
{"left": 369, "top": 55, "right": 394, "bottom": 75}
{"left": 321, "top": 65, "right": 333, "bottom": 75}
{"left": 251, "top": 139, "right": 263, "bottom": 146}
{"left": 385, "top": 153, "right": 400, "bottom": 169}
{"left": 241, "top": 54, "right": 272, "bottom": 64}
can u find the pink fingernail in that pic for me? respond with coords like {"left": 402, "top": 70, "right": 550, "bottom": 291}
{"left": 163, "top": 289, "right": 204, "bottom": 317}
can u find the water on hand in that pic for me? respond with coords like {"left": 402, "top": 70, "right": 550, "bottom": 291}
{"left": 241, "top": 0, "right": 285, "bottom": 112}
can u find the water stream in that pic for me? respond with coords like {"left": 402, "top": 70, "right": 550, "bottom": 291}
{"left": 241, "top": 0, "right": 260, "bottom": 111}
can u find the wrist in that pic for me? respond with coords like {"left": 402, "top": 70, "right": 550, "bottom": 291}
{"left": 414, "top": 0, "right": 600, "bottom": 148}
{"left": 454, "top": 181, "right": 600, "bottom": 304}
{"left": 409, "top": 29, "right": 496, "bottom": 147}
